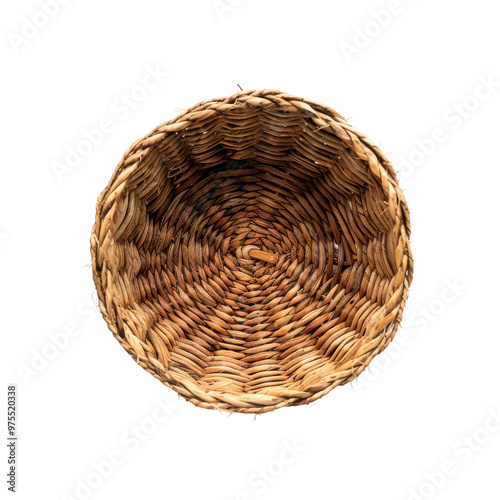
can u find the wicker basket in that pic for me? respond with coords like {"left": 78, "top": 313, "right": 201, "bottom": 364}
{"left": 90, "top": 89, "right": 413, "bottom": 414}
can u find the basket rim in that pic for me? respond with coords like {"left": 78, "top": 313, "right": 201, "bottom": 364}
{"left": 90, "top": 89, "right": 413, "bottom": 414}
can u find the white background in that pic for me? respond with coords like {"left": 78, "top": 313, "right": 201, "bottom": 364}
{"left": 1, "top": 1, "right": 500, "bottom": 499}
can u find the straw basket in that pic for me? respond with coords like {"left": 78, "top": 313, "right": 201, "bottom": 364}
{"left": 90, "top": 89, "right": 413, "bottom": 414}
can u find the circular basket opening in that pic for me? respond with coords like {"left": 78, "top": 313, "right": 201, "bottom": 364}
{"left": 91, "top": 90, "right": 413, "bottom": 414}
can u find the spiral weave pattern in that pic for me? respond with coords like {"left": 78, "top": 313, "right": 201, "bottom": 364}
{"left": 90, "top": 90, "right": 413, "bottom": 413}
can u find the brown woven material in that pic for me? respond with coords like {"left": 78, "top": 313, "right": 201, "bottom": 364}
{"left": 90, "top": 89, "right": 413, "bottom": 414}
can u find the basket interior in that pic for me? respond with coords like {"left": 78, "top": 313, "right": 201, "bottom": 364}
{"left": 101, "top": 101, "right": 406, "bottom": 401}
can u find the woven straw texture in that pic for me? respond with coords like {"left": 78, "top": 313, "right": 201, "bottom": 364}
{"left": 90, "top": 89, "right": 413, "bottom": 414}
